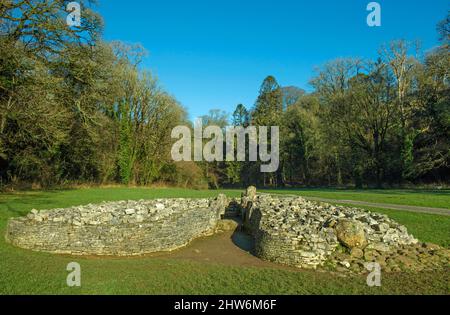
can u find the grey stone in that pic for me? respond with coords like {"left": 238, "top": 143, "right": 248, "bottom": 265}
{"left": 366, "top": 242, "right": 392, "bottom": 253}
{"left": 372, "top": 223, "right": 389, "bottom": 233}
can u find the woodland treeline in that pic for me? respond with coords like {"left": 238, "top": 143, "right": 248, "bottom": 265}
{"left": 0, "top": 1, "right": 449, "bottom": 189}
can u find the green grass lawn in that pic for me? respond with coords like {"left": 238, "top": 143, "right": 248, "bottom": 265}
{"left": 0, "top": 187, "right": 449, "bottom": 295}
{"left": 261, "top": 188, "right": 450, "bottom": 209}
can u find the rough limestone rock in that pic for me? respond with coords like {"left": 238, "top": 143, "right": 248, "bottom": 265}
{"left": 335, "top": 219, "right": 367, "bottom": 249}
{"left": 215, "top": 219, "right": 239, "bottom": 232}
{"left": 350, "top": 248, "right": 364, "bottom": 259}
{"left": 241, "top": 186, "right": 257, "bottom": 230}
{"left": 213, "top": 194, "right": 229, "bottom": 219}
{"left": 241, "top": 186, "right": 256, "bottom": 209}
{"left": 246, "top": 186, "right": 257, "bottom": 200}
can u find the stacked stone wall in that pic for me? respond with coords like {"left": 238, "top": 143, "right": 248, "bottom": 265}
{"left": 6, "top": 197, "right": 227, "bottom": 256}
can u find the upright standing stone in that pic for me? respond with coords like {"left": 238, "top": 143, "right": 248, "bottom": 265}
{"left": 241, "top": 186, "right": 257, "bottom": 209}
{"left": 241, "top": 186, "right": 257, "bottom": 227}
{"left": 213, "top": 194, "right": 228, "bottom": 219}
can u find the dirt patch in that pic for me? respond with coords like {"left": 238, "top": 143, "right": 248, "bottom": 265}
{"left": 148, "top": 229, "right": 300, "bottom": 271}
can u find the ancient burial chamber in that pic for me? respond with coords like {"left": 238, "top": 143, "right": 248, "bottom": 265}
{"left": 5, "top": 195, "right": 230, "bottom": 256}
{"left": 5, "top": 187, "right": 450, "bottom": 273}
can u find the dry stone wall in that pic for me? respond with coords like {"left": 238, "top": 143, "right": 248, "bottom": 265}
{"left": 6, "top": 196, "right": 227, "bottom": 256}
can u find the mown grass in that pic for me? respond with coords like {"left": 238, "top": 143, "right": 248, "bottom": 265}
{"left": 0, "top": 187, "right": 449, "bottom": 295}
{"left": 1, "top": 248, "right": 448, "bottom": 295}
{"left": 261, "top": 188, "right": 450, "bottom": 209}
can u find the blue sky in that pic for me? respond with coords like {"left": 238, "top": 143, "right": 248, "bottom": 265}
{"left": 97, "top": 0, "right": 449, "bottom": 119}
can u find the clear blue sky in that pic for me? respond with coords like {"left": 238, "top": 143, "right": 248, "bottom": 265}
{"left": 97, "top": 0, "right": 449, "bottom": 119}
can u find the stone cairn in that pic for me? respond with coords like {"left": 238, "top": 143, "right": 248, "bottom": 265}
{"left": 5, "top": 187, "right": 449, "bottom": 274}
{"left": 241, "top": 187, "right": 450, "bottom": 274}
